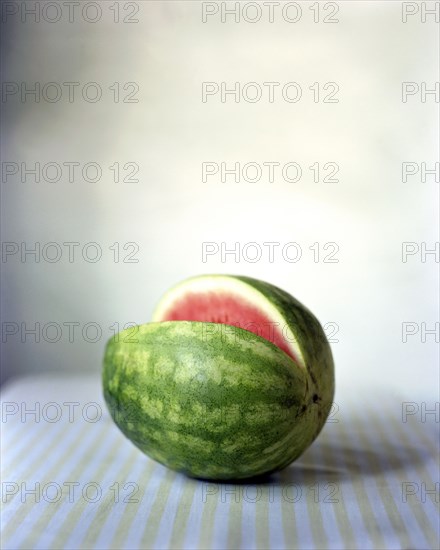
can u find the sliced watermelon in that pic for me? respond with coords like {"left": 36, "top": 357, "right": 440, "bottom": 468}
{"left": 103, "top": 274, "right": 335, "bottom": 480}
{"left": 152, "top": 276, "right": 302, "bottom": 365}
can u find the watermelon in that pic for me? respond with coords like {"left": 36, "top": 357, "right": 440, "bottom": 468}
{"left": 103, "top": 275, "right": 334, "bottom": 480}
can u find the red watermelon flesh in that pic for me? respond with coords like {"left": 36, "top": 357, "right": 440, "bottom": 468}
{"left": 159, "top": 292, "right": 297, "bottom": 363}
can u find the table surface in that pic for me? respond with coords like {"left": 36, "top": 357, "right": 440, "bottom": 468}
{"left": 1, "top": 374, "right": 439, "bottom": 550}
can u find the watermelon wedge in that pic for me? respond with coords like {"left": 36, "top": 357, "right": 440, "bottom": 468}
{"left": 103, "top": 274, "right": 334, "bottom": 480}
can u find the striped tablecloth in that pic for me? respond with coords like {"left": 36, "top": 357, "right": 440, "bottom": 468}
{"left": 1, "top": 374, "right": 439, "bottom": 549}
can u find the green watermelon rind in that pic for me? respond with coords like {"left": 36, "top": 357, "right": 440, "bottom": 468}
{"left": 103, "top": 321, "right": 319, "bottom": 480}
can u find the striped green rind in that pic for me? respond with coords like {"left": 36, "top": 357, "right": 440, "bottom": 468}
{"left": 103, "top": 321, "right": 319, "bottom": 480}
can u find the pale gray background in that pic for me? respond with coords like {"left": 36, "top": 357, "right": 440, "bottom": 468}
{"left": 1, "top": 1, "right": 439, "bottom": 399}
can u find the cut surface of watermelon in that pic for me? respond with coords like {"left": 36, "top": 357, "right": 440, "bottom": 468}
{"left": 152, "top": 275, "right": 305, "bottom": 367}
